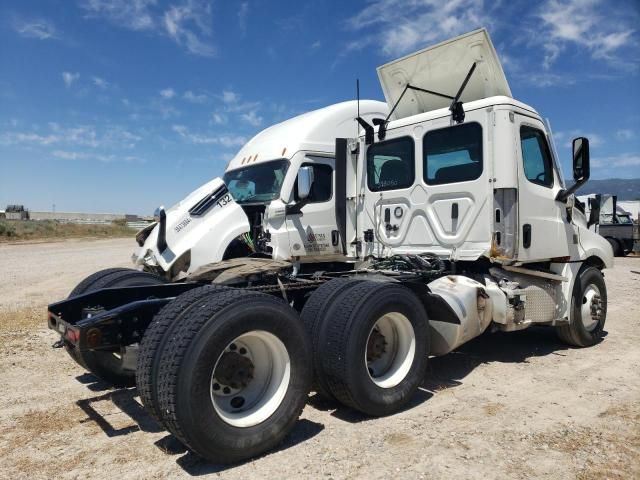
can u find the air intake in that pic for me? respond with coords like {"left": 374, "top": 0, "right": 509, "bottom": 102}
{"left": 189, "top": 185, "right": 229, "bottom": 216}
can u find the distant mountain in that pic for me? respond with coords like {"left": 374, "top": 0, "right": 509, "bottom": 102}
{"left": 578, "top": 178, "right": 640, "bottom": 200}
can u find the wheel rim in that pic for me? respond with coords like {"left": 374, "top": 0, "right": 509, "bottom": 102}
{"left": 210, "top": 330, "right": 290, "bottom": 428}
{"left": 365, "top": 312, "right": 416, "bottom": 389}
{"left": 580, "top": 284, "right": 602, "bottom": 332}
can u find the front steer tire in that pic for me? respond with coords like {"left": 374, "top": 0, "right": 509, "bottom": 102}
{"left": 557, "top": 266, "right": 607, "bottom": 347}
{"left": 65, "top": 268, "right": 166, "bottom": 386}
{"left": 318, "top": 281, "right": 429, "bottom": 417}
{"left": 155, "top": 290, "right": 312, "bottom": 464}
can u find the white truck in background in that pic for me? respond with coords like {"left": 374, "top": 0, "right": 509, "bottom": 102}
{"left": 48, "top": 29, "right": 612, "bottom": 464}
{"left": 131, "top": 100, "right": 389, "bottom": 279}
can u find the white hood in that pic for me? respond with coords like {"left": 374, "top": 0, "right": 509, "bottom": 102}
{"left": 377, "top": 28, "right": 511, "bottom": 120}
{"left": 134, "top": 177, "right": 250, "bottom": 276}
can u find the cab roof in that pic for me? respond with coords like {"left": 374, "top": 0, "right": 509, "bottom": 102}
{"left": 226, "top": 100, "right": 388, "bottom": 171}
{"left": 383, "top": 95, "right": 540, "bottom": 133}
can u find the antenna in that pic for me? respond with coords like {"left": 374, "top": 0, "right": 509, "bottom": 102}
{"left": 356, "top": 79, "right": 360, "bottom": 138}
{"left": 357, "top": 79, "right": 360, "bottom": 118}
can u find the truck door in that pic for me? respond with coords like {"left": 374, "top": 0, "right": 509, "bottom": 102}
{"left": 285, "top": 156, "right": 343, "bottom": 260}
{"left": 361, "top": 118, "right": 490, "bottom": 259}
{"left": 515, "top": 116, "right": 570, "bottom": 261}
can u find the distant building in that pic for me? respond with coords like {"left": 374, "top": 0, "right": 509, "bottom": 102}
{"left": 29, "top": 211, "right": 126, "bottom": 222}
{"left": 5, "top": 205, "right": 29, "bottom": 220}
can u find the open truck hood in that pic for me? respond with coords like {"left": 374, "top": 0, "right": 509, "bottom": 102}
{"left": 377, "top": 28, "right": 511, "bottom": 120}
{"left": 134, "top": 177, "right": 250, "bottom": 277}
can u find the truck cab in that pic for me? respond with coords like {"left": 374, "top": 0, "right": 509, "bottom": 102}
{"left": 133, "top": 100, "right": 388, "bottom": 278}
{"left": 319, "top": 29, "right": 611, "bottom": 270}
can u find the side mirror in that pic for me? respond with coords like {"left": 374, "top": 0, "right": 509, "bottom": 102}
{"left": 556, "top": 137, "right": 591, "bottom": 203}
{"left": 297, "top": 166, "right": 314, "bottom": 200}
{"left": 572, "top": 137, "right": 590, "bottom": 182}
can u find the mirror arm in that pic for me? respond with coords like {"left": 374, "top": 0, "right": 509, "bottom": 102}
{"left": 285, "top": 198, "right": 309, "bottom": 215}
{"left": 556, "top": 178, "right": 587, "bottom": 203}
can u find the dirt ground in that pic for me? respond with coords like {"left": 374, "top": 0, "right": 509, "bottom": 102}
{"left": 0, "top": 239, "right": 638, "bottom": 479}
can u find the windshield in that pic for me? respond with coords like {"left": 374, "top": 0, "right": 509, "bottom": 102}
{"left": 223, "top": 159, "right": 289, "bottom": 203}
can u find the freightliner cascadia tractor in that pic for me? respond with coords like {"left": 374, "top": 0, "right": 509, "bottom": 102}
{"left": 48, "top": 29, "right": 612, "bottom": 464}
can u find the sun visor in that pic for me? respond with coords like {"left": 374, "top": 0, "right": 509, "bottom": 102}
{"left": 376, "top": 29, "right": 512, "bottom": 120}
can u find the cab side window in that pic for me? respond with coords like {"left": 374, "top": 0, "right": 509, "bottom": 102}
{"left": 423, "top": 122, "right": 483, "bottom": 185}
{"left": 520, "top": 126, "right": 554, "bottom": 188}
{"left": 367, "top": 137, "right": 415, "bottom": 191}
{"left": 294, "top": 163, "right": 333, "bottom": 203}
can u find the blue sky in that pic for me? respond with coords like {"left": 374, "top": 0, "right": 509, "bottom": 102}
{"left": 1, "top": 0, "right": 639, "bottom": 214}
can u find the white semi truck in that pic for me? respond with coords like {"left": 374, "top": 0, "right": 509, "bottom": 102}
{"left": 48, "top": 29, "right": 612, "bottom": 464}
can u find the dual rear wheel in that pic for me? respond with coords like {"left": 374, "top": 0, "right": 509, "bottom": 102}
{"left": 302, "top": 279, "right": 430, "bottom": 416}
{"left": 66, "top": 271, "right": 428, "bottom": 463}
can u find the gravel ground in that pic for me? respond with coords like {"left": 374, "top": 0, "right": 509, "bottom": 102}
{"left": 0, "top": 238, "right": 638, "bottom": 479}
{"left": 0, "top": 238, "right": 132, "bottom": 310}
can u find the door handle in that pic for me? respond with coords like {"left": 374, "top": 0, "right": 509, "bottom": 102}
{"left": 523, "top": 224, "right": 532, "bottom": 248}
{"left": 331, "top": 230, "right": 339, "bottom": 246}
{"left": 451, "top": 203, "right": 459, "bottom": 220}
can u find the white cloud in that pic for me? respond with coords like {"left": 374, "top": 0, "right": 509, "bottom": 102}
{"left": 616, "top": 129, "right": 635, "bottom": 141}
{"left": 183, "top": 90, "right": 208, "bottom": 103}
{"left": 345, "top": 0, "right": 490, "bottom": 57}
{"left": 0, "top": 123, "right": 141, "bottom": 150}
{"left": 555, "top": 130, "right": 605, "bottom": 148}
{"left": 241, "top": 110, "right": 263, "bottom": 127}
{"left": 79, "top": 0, "right": 156, "bottom": 31}
{"left": 53, "top": 150, "right": 144, "bottom": 163}
{"left": 164, "top": 1, "right": 215, "bottom": 57}
{"left": 62, "top": 72, "right": 80, "bottom": 88}
{"left": 238, "top": 2, "right": 249, "bottom": 35}
{"left": 218, "top": 89, "right": 260, "bottom": 113}
{"left": 80, "top": 0, "right": 215, "bottom": 56}
{"left": 537, "top": 0, "right": 637, "bottom": 68}
{"left": 172, "top": 124, "right": 246, "bottom": 147}
{"left": 519, "top": 72, "right": 575, "bottom": 88}
{"left": 92, "top": 76, "right": 109, "bottom": 89}
{"left": 221, "top": 90, "right": 239, "bottom": 104}
{"left": 13, "top": 18, "right": 58, "bottom": 40}
{"left": 212, "top": 112, "right": 227, "bottom": 124}
{"left": 592, "top": 153, "right": 640, "bottom": 169}
{"left": 0, "top": 132, "right": 59, "bottom": 146}
{"left": 311, "top": 40, "right": 321, "bottom": 49}
{"left": 160, "top": 88, "right": 176, "bottom": 99}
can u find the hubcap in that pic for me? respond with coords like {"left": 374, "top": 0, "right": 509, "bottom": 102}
{"left": 365, "top": 312, "right": 416, "bottom": 389}
{"left": 210, "top": 331, "right": 290, "bottom": 428}
{"left": 580, "top": 284, "right": 602, "bottom": 332}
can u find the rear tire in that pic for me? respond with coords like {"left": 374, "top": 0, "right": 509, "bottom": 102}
{"left": 318, "top": 281, "right": 429, "bottom": 417}
{"left": 136, "top": 285, "right": 231, "bottom": 422}
{"left": 301, "top": 277, "right": 364, "bottom": 399}
{"left": 65, "top": 268, "right": 166, "bottom": 386}
{"left": 155, "top": 290, "right": 312, "bottom": 464}
{"left": 557, "top": 266, "right": 607, "bottom": 347}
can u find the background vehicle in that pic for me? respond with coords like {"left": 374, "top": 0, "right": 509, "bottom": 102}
{"left": 48, "top": 29, "right": 612, "bottom": 464}
{"left": 578, "top": 193, "right": 635, "bottom": 256}
{"left": 132, "top": 100, "right": 388, "bottom": 280}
